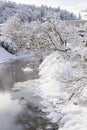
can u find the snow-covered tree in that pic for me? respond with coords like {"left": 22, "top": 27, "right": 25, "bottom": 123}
{"left": 0, "top": 1, "right": 77, "bottom": 24}
{"left": 1, "top": 11, "right": 28, "bottom": 45}
{"left": 1, "top": 5, "right": 84, "bottom": 54}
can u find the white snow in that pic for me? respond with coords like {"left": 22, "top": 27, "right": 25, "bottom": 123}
{"left": 34, "top": 43, "right": 87, "bottom": 130}
{"left": 0, "top": 46, "right": 35, "bottom": 63}
{"left": 11, "top": 80, "right": 42, "bottom": 108}
{"left": 21, "top": 67, "right": 33, "bottom": 72}
{"left": 0, "top": 47, "right": 15, "bottom": 63}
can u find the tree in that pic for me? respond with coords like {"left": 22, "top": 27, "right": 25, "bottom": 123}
{"left": 2, "top": 11, "right": 28, "bottom": 46}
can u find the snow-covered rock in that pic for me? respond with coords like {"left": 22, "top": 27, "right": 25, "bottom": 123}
{"left": 2, "top": 37, "right": 18, "bottom": 54}
{"left": 21, "top": 67, "right": 33, "bottom": 72}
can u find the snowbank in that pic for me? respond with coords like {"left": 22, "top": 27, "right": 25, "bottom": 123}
{"left": 0, "top": 47, "right": 16, "bottom": 63}
{"left": 0, "top": 45, "right": 35, "bottom": 63}
{"left": 34, "top": 46, "right": 87, "bottom": 130}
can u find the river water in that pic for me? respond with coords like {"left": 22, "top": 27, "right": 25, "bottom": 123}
{"left": 0, "top": 57, "right": 58, "bottom": 130}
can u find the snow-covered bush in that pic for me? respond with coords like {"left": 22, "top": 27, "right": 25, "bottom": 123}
{"left": 1, "top": 11, "right": 28, "bottom": 45}
{"left": 1, "top": 12, "right": 66, "bottom": 51}
{"left": 1, "top": 9, "right": 85, "bottom": 54}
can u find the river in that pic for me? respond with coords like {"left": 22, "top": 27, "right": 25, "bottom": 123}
{"left": 0, "top": 57, "right": 58, "bottom": 130}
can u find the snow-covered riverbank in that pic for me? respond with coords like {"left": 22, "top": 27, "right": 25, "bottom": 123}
{"left": 34, "top": 45, "right": 87, "bottom": 130}
{"left": 0, "top": 46, "right": 36, "bottom": 64}
{"left": 0, "top": 47, "right": 16, "bottom": 63}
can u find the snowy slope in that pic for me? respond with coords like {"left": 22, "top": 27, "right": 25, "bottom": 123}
{"left": 34, "top": 45, "right": 87, "bottom": 130}
{"left": 0, "top": 47, "right": 15, "bottom": 63}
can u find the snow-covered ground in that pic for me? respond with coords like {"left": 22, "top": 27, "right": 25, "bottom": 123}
{"left": 33, "top": 43, "right": 87, "bottom": 130}
{"left": 0, "top": 46, "right": 35, "bottom": 63}
{"left": 0, "top": 47, "right": 16, "bottom": 63}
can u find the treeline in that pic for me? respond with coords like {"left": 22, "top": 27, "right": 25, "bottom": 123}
{"left": 0, "top": 0, "right": 79, "bottom": 24}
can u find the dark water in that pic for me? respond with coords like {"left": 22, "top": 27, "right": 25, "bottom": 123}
{"left": 0, "top": 57, "right": 38, "bottom": 91}
{"left": 0, "top": 57, "right": 58, "bottom": 130}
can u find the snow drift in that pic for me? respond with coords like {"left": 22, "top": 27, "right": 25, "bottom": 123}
{"left": 34, "top": 43, "right": 87, "bottom": 130}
